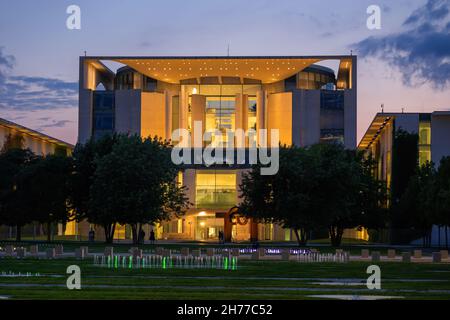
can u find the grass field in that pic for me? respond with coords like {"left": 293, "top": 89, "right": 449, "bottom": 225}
{"left": 1, "top": 257, "right": 450, "bottom": 300}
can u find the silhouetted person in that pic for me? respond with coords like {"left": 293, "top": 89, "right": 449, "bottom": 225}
{"left": 139, "top": 229, "right": 145, "bottom": 244}
{"left": 88, "top": 229, "right": 95, "bottom": 243}
{"left": 149, "top": 230, "right": 156, "bottom": 244}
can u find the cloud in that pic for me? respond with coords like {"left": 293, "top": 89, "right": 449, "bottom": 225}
{"left": 353, "top": 0, "right": 450, "bottom": 89}
{"left": 0, "top": 47, "right": 15, "bottom": 84}
{"left": 404, "top": 0, "right": 449, "bottom": 25}
{"left": 0, "top": 48, "right": 78, "bottom": 111}
{"left": 37, "top": 119, "right": 73, "bottom": 130}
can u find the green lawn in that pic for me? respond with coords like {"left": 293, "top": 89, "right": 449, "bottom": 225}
{"left": 1, "top": 257, "right": 450, "bottom": 300}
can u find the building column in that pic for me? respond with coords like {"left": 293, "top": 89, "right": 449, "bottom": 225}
{"left": 235, "top": 93, "right": 248, "bottom": 147}
{"left": 191, "top": 94, "right": 206, "bottom": 148}
{"left": 224, "top": 213, "right": 233, "bottom": 243}
{"left": 179, "top": 86, "right": 189, "bottom": 147}
{"left": 250, "top": 219, "right": 258, "bottom": 242}
{"left": 256, "top": 90, "right": 267, "bottom": 145}
{"left": 164, "top": 90, "right": 172, "bottom": 141}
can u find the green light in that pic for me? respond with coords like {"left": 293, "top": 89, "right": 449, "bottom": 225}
{"left": 114, "top": 255, "right": 118, "bottom": 268}
{"left": 232, "top": 257, "right": 236, "bottom": 270}
{"left": 128, "top": 256, "right": 133, "bottom": 269}
{"left": 107, "top": 255, "right": 111, "bottom": 268}
{"left": 224, "top": 257, "right": 228, "bottom": 270}
{"left": 162, "top": 257, "right": 166, "bottom": 269}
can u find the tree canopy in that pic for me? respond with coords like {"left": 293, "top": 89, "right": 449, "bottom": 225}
{"left": 239, "top": 143, "right": 388, "bottom": 246}
{"left": 71, "top": 133, "right": 190, "bottom": 243}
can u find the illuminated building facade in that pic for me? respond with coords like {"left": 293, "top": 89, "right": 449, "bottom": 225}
{"left": 359, "top": 111, "right": 450, "bottom": 187}
{"left": 0, "top": 117, "right": 73, "bottom": 156}
{"left": 358, "top": 111, "right": 450, "bottom": 245}
{"left": 77, "top": 55, "right": 358, "bottom": 242}
{"left": 0, "top": 118, "right": 74, "bottom": 239}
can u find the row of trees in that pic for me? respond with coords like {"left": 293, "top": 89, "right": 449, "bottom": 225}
{"left": 239, "top": 143, "right": 388, "bottom": 247}
{"left": 395, "top": 158, "right": 450, "bottom": 247}
{"left": 239, "top": 137, "right": 450, "bottom": 247}
{"left": 389, "top": 129, "right": 450, "bottom": 248}
{"left": 2, "top": 130, "right": 449, "bottom": 247}
{"left": 0, "top": 133, "right": 190, "bottom": 243}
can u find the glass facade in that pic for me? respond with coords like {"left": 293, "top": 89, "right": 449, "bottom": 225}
{"left": 186, "top": 84, "right": 261, "bottom": 146}
{"left": 195, "top": 170, "right": 237, "bottom": 209}
{"left": 298, "top": 68, "right": 335, "bottom": 90}
{"left": 320, "top": 90, "right": 344, "bottom": 144}
{"left": 195, "top": 215, "right": 223, "bottom": 240}
{"left": 115, "top": 70, "right": 134, "bottom": 90}
{"left": 93, "top": 91, "right": 115, "bottom": 139}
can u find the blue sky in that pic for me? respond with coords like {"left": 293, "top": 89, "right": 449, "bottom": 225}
{"left": 0, "top": 0, "right": 449, "bottom": 144}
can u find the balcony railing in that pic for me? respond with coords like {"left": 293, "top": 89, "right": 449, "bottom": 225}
{"left": 195, "top": 187, "right": 236, "bottom": 209}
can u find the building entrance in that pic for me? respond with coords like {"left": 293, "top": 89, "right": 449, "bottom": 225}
{"left": 195, "top": 214, "right": 223, "bottom": 241}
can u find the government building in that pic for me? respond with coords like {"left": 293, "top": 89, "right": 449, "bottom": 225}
{"left": 0, "top": 117, "right": 74, "bottom": 239}
{"left": 359, "top": 111, "right": 450, "bottom": 188}
{"left": 75, "top": 55, "right": 359, "bottom": 242}
{"left": 358, "top": 111, "right": 450, "bottom": 245}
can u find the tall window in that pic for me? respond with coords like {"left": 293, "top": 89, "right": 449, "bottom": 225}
{"left": 205, "top": 96, "right": 235, "bottom": 146}
{"left": 320, "top": 90, "right": 344, "bottom": 144}
{"left": 419, "top": 120, "right": 431, "bottom": 166}
{"left": 93, "top": 91, "right": 115, "bottom": 139}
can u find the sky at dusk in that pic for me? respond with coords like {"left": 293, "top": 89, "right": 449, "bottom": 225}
{"left": 0, "top": 0, "right": 449, "bottom": 145}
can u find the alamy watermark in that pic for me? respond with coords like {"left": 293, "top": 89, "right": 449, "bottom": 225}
{"left": 66, "top": 265, "right": 81, "bottom": 289}
{"left": 66, "top": 5, "right": 81, "bottom": 30}
{"left": 366, "top": 265, "right": 381, "bottom": 289}
{"left": 171, "top": 121, "right": 280, "bottom": 175}
{"left": 367, "top": 5, "right": 382, "bottom": 30}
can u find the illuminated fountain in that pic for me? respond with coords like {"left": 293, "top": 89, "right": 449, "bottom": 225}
{"left": 1, "top": 271, "right": 41, "bottom": 277}
{"left": 93, "top": 254, "right": 238, "bottom": 270}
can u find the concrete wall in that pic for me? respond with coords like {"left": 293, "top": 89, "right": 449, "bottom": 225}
{"left": 114, "top": 90, "right": 142, "bottom": 135}
{"left": 78, "top": 58, "right": 114, "bottom": 143}
{"left": 141, "top": 91, "right": 166, "bottom": 140}
{"left": 394, "top": 113, "right": 419, "bottom": 133}
{"left": 267, "top": 92, "right": 293, "bottom": 146}
{"left": 293, "top": 89, "right": 321, "bottom": 147}
{"left": 344, "top": 88, "right": 357, "bottom": 149}
{"left": 78, "top": 89, "right": 93, "bottom": 143}
{"left": 431, "top": 114, "right": 450, "bottom": 165}
{"left": 191, "top": 94, "right": 206, "bottom": 146}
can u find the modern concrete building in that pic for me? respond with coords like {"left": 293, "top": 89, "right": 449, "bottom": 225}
{"left": 358, "top": 111, "right": 450, "bottom": 185}
{"left": 77, "top": 55, "right": 358, "bottom": 242}
{"left": 0, "top": 117, "right": 73, "bottom": 156}
{"left": 358, "top": 111, "right": 450, "bottom": 245}
{"left": 0, "top": 118, "right": 74, "bottom": 240}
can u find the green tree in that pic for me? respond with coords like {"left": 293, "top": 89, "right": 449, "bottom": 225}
{"left": 311, "top": 144, "right": 384, "bottom": 247}
{"left": 239, "top": 143, "right": 387, "bottom": 247}
{"left": 83, "top": 134, "right": 189, "bottom": 244}
{"left": 390, "top": 129, "right": 419, "bottom": 243}
{"left": 397, "top": 162, "right": 436, "bottom": 247}
{"left": 357, "top": 156, "right": 389, "bottom": 236}
{"left": 69, "top": 134, "right": 119, "bottom": 231}
{"left": 0, "top": 148, "right": 39, "bottom": 240}
{"left": 18, "top": 154, "right": 73, "bottom": 242}
{"left": 436, "top": 157, "right": 450, "bottom": 248}
{"left": 240, "top": 146, "right": 317, "bottom": 246}
{"left": 1, "top": 133, "right": 24, "bottom": 153}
